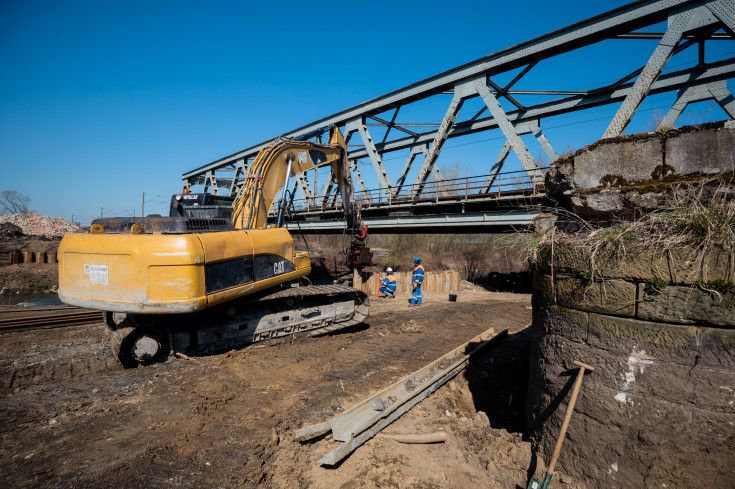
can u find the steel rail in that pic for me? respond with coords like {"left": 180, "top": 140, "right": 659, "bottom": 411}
{"left": 0, "top": 308, "right": 103, "bottom": 332}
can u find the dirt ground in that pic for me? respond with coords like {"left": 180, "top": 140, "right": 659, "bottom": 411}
{"left": 0, "top": 289, "right": 589, "bottom": 489}
{"left": 0, "top": 231, "right": 61, "bottom": 295}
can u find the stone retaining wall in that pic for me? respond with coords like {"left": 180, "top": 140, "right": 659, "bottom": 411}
{"left": 527, "top": 243, "right": 735, "bottom": 488}
{"left": 546, "top": 120, "right": 735, "bottom": 218}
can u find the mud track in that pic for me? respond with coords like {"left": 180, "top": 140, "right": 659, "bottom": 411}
{"left": 0, "top": 291, "right": 563, "bottom": 488}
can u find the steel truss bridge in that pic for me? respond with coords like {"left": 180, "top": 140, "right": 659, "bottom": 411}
{"left": 182, "top": 0, "right": 735, "bottom": 233}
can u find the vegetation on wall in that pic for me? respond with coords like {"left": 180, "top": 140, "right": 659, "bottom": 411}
{"left": 529, "top": 177, "right": 735, "bottom": 284}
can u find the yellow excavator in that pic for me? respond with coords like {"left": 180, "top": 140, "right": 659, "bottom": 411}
{"left": 58, "top": 126, "right": 371, "bottom": 367}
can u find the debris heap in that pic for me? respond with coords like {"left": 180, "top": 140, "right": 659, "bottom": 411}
{"left": 0, "top": 213, "right": 79, "bottom": 238}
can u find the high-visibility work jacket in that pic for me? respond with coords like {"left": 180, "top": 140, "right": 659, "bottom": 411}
{"left": 413, "top": 265, "right": 424, "bottom": 286}
{"left": 381, "top": 274, "right": 397, "bottom": 292}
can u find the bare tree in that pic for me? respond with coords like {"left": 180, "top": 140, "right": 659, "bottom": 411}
{"left": 0, "top": 190, "right": 31, "bottom": 214}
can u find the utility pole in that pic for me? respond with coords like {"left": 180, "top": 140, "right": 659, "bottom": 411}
{"left": 142, "top": 192, "right": 145, "bottom": 218}
{"left": 100, "top": 207, "right": 103, "bottom": 219}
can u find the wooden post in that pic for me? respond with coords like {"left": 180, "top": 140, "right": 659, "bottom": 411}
{"left": 353, "top": 268, "right": 362, "bottom": 291}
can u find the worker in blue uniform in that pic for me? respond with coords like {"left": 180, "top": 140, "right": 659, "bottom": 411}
{"left": 379, "top": 268, "right": 397, "bottom": 298}
{"left": 409, "top": 256, "right": 424, "bottom": 306}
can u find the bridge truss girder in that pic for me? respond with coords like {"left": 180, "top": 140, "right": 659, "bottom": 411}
{"left": 183, "top": 0, "right": 735, "bottom": 204}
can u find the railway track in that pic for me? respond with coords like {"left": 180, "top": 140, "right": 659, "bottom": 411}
{"left": 0, "top": 306, "right": 103, "bottom": 332}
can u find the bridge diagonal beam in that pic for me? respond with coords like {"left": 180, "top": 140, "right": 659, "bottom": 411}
{"left": 411, "top": 79, "right": 476, "bottom": 198}
{"left": 346, "top": 118, "right": 393, "bottom": 196}
{"left": 603, "top": 6, "right": 719, "bottom": 138}
{"left": 474, "top": 78, "right": 541, "bottom": 181}
{"left": 204, "top": 170, "right": 219, "bottom": 195}
{"left": 663, "top": 83, "right": 710, "bottom": 127}
{"left": 530, "top": 120, "right": 559, "bottom": 163}
{"left": 468, "top": 106, "right": 487, "bottom": 123}
{"left": 320, "top": 170, "right": 337, "bottom": 206}
{"left": 393, "top": 143, "right": 428, "bottom": 198}
{"left": 487, "top": 78, "right": 526, "bottom": 112}
{"left": 295, "top": 172, "right": 314, "bottom": 203}
{"left": 288, "top": 180, "right": 299, "bottom": 209}
{"left": 708, "top": 80, "right": 735, "bottom": 116}
{"left": 381, "top": 108, "right": 401, "bottom": 144}
{"left": 349, "top": 160, "right": 370, "bottom": 202}
{"left": 230, "top": 158, "right": 248, "bottom": 194}
{"left": 483, "top": 142, "right": 511, "bottom": 193}
{"left": 706, "top": 0, "right": 735, "bottom": 33}
{"left": 369, "top": 114, "right": 418, "bottom": 137}
{"left": 663, "top": 80, "right": 735, "bottom": 128}
{"left": 478, "top": 119, "right": 551, "bottom": 192}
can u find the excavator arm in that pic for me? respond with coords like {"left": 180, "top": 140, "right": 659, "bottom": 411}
{"left": 232, "top": 126, "right": 370, "bottom": 267}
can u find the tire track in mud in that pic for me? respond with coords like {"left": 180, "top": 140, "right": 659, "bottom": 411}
{"left": 0, "top": 340, "right": 118, "bottom": 393}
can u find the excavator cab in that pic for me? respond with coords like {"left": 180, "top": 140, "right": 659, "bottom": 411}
{"left": 169, "top": 193, "right": 235, "bottom": 220}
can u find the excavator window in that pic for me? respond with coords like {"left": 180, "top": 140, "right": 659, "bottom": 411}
{"left": 169, "top": 193, "right": 235, "bottom": 218}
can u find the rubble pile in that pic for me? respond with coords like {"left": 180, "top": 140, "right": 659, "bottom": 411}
{"left": 0, "top": 213, "right": 80, "bottom": 238}
{"left": 0, "top": 222, "right": 24, "bottom": 238}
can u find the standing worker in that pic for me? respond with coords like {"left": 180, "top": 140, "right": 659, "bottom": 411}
{"left": 379, "top": 268, "right": 397, "bottom": 298}
{"left": 409, "top": 256, "right": 424, "bottom": 306}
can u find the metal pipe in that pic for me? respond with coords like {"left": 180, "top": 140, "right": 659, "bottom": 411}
{"left": 276, "top": 154, "right": 294, "bottom": 228}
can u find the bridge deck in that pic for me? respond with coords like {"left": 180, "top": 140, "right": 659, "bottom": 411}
{"left": 279, "top": 170, "right": 545, "bottom": 233}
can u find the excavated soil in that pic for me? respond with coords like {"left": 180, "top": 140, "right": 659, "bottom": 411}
{"left": 0, "top": 290, "right": 586, "bottom": 488}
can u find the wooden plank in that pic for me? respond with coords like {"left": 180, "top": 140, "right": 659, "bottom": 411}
{"left": 294, "top": 327, "right": 510, "bottom": 465}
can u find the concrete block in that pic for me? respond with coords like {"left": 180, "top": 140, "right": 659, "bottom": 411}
{"left": 536, "top": 243, "right": 669, "bottom": 283}
{"left": 699, "top": 328, "right": 735, "bottom": 369}
{"left": 667, "top": 246, "right": 734, "bottom": 284}
{"left": 621, "top": 359, "right": 697, "bottom": 406}
{"left": 556, "top": 276, "right": 636, "bottom": 317}
{"left": 531, "top": 271, "right": 554, "bottom": 309}
{"left": 691, "top": 366, "right": 735, "bottom": 413}
{"left": 572, "top": 136, "right": 662, "bottom": 189}
{"left": 665, "top": 125, "right": 735, "bottom": 175}
{"left": 689, "top": 408, "right": 735, "bottom": 449}
{"left": 637, "top": 284, "right": 735, "bottom": 327}
{"left": 628, "top": 396, "right": 693, "bottom": 441}
{"left": 537, "top": 241, "right": 734, "bottom": 285}
{"left": 532, "top": 305, "right": 588, "bottom": 344}
{"left": 543, "top": 335, "right": 697, "bottom": 406}
{"left": 587, "top": 313, "right": 700, "bottom": 365}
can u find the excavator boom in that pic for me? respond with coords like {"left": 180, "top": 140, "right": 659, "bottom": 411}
{"left": 233, "top": 126, "right": 361, "bottom": 233}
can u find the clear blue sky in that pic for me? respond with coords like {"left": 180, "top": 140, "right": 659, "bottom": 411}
{"left": 1, "top": 1, "right": 733, "bottom": 224}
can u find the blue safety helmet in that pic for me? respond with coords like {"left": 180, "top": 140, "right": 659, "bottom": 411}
{"left": 414, "top": 256, "right": 421, "bottom": 264}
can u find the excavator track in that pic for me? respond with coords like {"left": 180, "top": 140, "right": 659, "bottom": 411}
{"left": 107, "top": 284, "right": 369, "bottom": 368}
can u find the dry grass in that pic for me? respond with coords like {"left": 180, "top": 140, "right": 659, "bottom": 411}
{"left": 372, "top": 233, "right": 530, "bottom": 277}
{"left": 527, "top": 178, "right": 735, "bottom": 283}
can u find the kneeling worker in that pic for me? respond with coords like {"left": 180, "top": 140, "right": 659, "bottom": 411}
{"left": 380, "top": 268, "right": 397, "bottom": 298}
